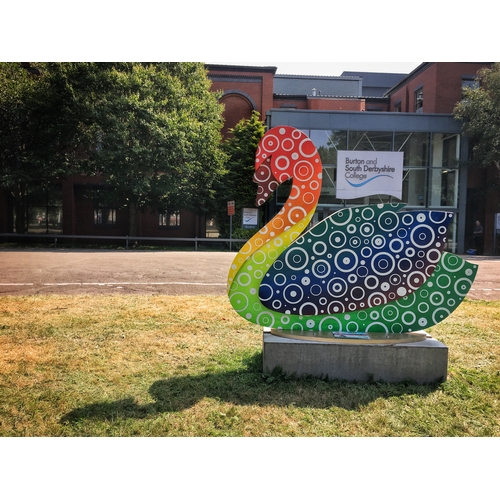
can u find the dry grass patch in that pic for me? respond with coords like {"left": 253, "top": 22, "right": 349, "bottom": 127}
{"left": 0, "top": 295, "right": 499, "bottom": 436}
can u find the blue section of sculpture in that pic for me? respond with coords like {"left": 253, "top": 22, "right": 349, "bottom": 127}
{"left": 259, "top": 203, "right": 453, "bottom": 316}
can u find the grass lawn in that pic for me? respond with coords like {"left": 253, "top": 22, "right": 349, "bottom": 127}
{"left": 0, "top": 295, "right": 499, "bottom": 437}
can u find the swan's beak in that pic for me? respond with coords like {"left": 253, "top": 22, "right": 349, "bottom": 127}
{"left": 254, "top": 160, "right": 280, "bottom": 207}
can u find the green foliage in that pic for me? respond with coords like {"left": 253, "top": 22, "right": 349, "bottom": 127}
{"left": 231, "top": 227, "right": 260, "bottom": 240}
{"left": 0, "top": 63, "right": 90, "bottom": 232}
{"left": 81, "top": 63, "right": 227, "bottom": 235}
{"left": 0, "top": 62, "right": 227, "bottom": 236}
{"left": 214, "top": 111, "right": 266, "bottom": 238}
{"left": 229, "top": 227, "right": 260, "bottom": 251}
{"left": 453, "top": 62, "right": 500, "bottom": 170}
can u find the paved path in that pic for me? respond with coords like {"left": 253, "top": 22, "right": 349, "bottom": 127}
{"left": 0, "top": 250, "right": 235, "bottom": 296}
{"left": 462, "top": 255, "right": 500, "bottom": 300}
{"left": 0, "top": 250, "right": 498, "bottom": 300}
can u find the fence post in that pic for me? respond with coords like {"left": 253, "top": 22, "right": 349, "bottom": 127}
{"left": 126, "top": 236, "right": 129, "bottom": 250}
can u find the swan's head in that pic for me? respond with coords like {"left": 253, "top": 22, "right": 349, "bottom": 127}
{"left": 253, "top": 126, "right": 321, "bottom": 207}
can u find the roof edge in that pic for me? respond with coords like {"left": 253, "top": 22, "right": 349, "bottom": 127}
{"left": 383, "top": 63, "right": 433, "bottom": 96}
{"left": 205, "top": 64, "right": 277, "bottom": 74}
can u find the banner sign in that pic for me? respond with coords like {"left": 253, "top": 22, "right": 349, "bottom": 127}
{"left": 336, "top": 150, "right": 404, "bottom": 199}
{"left": 242, "top": 208, "right": 259, "bottom": 229}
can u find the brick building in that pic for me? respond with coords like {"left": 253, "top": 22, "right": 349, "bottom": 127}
{"left": 1, "top": 62, "right": 496, "bottom": 253}
{"left": 387, "top": 63, "right": 490, "bottom": 113}
{"left": 384, "top": 63, "right": 496, "bottom": 253}
{"left": 207, "top": 65, "right": 276, "bottom": 137}
{"left": 207, "top": 62, "right": 495, "bottom": 254}
{"left": 206, "top": 64, "right": 407, "bottom": 130}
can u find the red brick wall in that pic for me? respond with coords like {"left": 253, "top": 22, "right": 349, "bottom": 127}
{"left": 139, "top": 209, "right": 200, "bottom": 239}
{"left": 466, "top": 163, "right": 500, "bottom": 254}
{"left": 58, "top": 165, "right": 206, "bottom": 238}
{"left": 306, "top": 98, "right": 365, "bottom": 111}
{"left": 72, "top": 185, "right": 129, "bottom": 236}
{"left": 261, "top": 71, "right": 275, "bottom": 115}
{"left": 219, "top": 94, "right": 254, "bottom": 136}
{"left": 389, "top": 63, "right": 492, "bottom": 113}
{"left": 389, "top": 85, "right": 409, "bottom": 112}
{"left": 207, "top": 65, "right": 276, "bottom": 137}
{"left": 273, "top": 97, "right": 309, "bottom": 110}
{"left": 434, "top": 63, "right": 491, "bottom": 113}
{"left": 389, "top": 64, "right": 437, "bottom": 113}
{"left": 273, "top": 97, "right": 365, "bottom": 111}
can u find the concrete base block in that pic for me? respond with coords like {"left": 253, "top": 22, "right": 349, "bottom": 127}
{"left": 263, "top": 330, "right": 448, "bottom": 384}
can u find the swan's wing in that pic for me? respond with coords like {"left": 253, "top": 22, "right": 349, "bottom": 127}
{"left": 259, "top": 203, "right": 453, "bottom": 315}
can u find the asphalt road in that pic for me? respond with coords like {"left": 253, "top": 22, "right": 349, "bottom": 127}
{"left": 0, "top": 250, "right": 234, "bottom": 296}
{"left": 0, "top": 250, "right": 498, "bottom": 300}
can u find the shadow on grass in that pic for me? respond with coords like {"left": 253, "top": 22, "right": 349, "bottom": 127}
{"left": 60, "top": 352, "right": 441, "bottom": 424}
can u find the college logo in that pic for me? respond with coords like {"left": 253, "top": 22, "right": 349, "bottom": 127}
{"left": 336, "top": 151, "right": 404, "bottom": 199}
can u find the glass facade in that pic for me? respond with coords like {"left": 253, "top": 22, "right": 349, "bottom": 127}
{"left": 275, "top": 128, "right": 461, "bottom": 252}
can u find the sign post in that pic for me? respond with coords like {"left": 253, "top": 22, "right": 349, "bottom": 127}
{"left": 227, "top": 201, "right": 235, "bottom": 251}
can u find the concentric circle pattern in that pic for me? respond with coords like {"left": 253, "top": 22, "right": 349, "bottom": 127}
{"left": 228, "top": 126, "right": 478, "bottom": 336}
{"left": 260, "top": 204, "right": 453, "bottom": 314}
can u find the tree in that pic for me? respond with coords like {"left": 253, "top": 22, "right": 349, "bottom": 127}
{"left": 453, "top": 63, "right": 500, "bottom": 172}
{"left": 0, "top": 62, "right": 95, "bottom": 232}
{"left": 213, "top": 111, "right": 266, "bottom": 239}
{"left": 83, "top": 63, "right": 227, "bottom": 236}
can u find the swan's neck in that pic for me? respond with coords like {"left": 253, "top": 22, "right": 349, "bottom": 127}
{"left": 227, "top": 176, "right": 321, "bottom": 290}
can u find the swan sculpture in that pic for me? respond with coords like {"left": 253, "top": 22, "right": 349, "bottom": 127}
{"left": 227, "top": 126, "right": 478, "bottom": 341}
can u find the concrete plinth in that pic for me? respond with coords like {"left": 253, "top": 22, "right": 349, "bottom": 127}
{"left": 263, "top": 330, "right": 448, "bottom": 384}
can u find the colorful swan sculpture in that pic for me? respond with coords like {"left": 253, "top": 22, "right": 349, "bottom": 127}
{"left": 227, "top": 126, "right": 478, "bottom": 341}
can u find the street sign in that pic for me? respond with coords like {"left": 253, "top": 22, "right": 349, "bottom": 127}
{"left": 227, "top": 201, "right": 235, "bottom": 216}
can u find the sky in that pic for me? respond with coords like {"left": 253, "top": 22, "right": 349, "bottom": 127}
{"left": 3, "top": 2, "right": 497, "bottom": 68}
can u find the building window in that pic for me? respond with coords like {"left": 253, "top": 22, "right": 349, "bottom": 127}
{"left": 462, "top": 75, "right": 479, "bottom": 97}
{"left": 414, "top": 87, "right": 423, "bottom": 113}
{"left": 159, "top": 211, "right": 181, "bottom": 227}
{"left": 394, "top": 100, "right": 402, "bottom": 112}
{"left": 394, "top": 132, "right": 430, "bottom": 167}
{"left": 429, "top": 133, "right": 460, "bottom": 209}
{"left": 349, "top": 130, "right": 393, "bottom": 152}
{"left": 462, "top": 75, "right": 479, "bottom": 90}
{"left": 92, "top": 189, "right": 116, "bottom": 225}
{"left": 94, "top": 208, "right": 116, "bottom": 225}
{"left": 206, "top": 217, "right": 219, "bottom": 238}
{"left": 25, "top": 184, "right": 63, "bottom": 234}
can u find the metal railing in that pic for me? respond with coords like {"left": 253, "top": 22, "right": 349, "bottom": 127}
{"left": 0, "top": 233, "right": 247, "bottom": 251}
